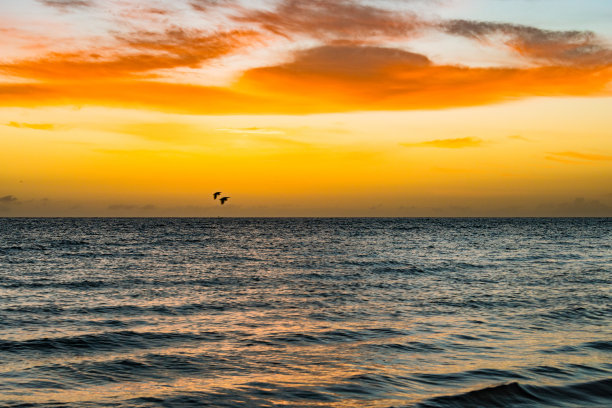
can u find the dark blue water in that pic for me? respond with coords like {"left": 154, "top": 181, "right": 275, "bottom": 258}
{"left": 0, "top": 218, "right": 610, "bottom": 407}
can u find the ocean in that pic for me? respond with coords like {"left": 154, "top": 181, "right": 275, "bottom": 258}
{"left": 0, "top": 218, "right": 610, "bottom": 407}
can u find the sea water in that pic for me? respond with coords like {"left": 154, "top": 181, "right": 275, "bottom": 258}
{"left": 0, "top": 218, "right": 610, "bottom": 407}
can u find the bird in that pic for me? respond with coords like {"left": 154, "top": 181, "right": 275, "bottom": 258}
{"left": 220, "top": 197, "right": 230, "bottom": 205}
{"left": 213, "top": 192, "right": 222, "bottom": 200}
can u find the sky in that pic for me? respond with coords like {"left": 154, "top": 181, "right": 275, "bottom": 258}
{"left": 1, "top": 0, "right": 611, "bottom": 216}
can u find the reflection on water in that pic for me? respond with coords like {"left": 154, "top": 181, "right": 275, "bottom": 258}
{"left": 0, "top": 218, "right": 611, "bottom": 407}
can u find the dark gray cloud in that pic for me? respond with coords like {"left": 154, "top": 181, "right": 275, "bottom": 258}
{"left": 190, "top": 0, "right": 236, "bottom": 12}
{"left": 536, "top": 197, "right": 612, "bottom": 216}
{"left": 0, "top": 195, "right": 19, "bottom": 204}
{"left": 442, "top": 20, "right": 612, "bottom": 65}
{"left": 235, "top": 0, "right": 423, "bottom": 41}
{"left": 276, "top": 44, "right": 431, "bottom": 77}
{"left": 38, "top": 0, "right": 94, "bottom": 11}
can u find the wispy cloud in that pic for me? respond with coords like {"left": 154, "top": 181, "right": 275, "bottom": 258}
{"left": 401, "top": 137, "right": 483, "bottom": 148}
{"left": 216, "top": 127, "right": 286, "bottom": 135}
{"left": 548, "top": 151, "right": 612, "bottom": 163}
{"left": 554, "top": 151, "right": 612, "bottom": 161}
{"left": 38, "top": 0, "right": 94, "bottom": 11}
{"left": 0, "top": 195, "right": 19, "bottom": 204}
{"left": 251, "top": 136, "right": 313, "bottom": 149}
{"left": 190, "top": 0, "right": 237, "bottom": 12}
{"left": 431, "top": 167, "right": 477, "bottom": 174}
{"left": 442, "top": 20, "right": 612, "bottom": 66}
{"left": 115, "top": 122, "right": 208, "bottom": 143}
{"left": 235, "top": 0, "right": 423, "bottom": 42}
{"left": 0, "top": 29, "right": 260, "bottom": 80}
{"left": 508, "top": 135, "right": 530, "bottom": 142}
{"left": 536, "top": 197, "right": 611, "bottom": 216}
{"left": 545, "top": 156, "right": 583, "bottom": 165}
{"left": 6, "top": 121, "right": 55, "bottom": 130}
{"left": 108, "top": 204, "right": 156, "bottom": 211}
{"left": 93, "top": 148, "right": 198, "bottom": 157}
{"left": 0, "top": 81, "right": 271, "bottom": 114}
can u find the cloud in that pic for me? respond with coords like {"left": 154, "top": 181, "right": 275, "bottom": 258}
{"left": 251, "top": 136, "right": 313, "bottom": 149}
{"left": 269, "top": 44, "right": 432, "bottom": 76}
{"left": 38, "top": 0, "right": 94, "bottom": 11}
{"left": 431, "top": 167, "right": 476, "bottom": 173}
{"left": 442, "top": 20, "right": 612, "bottom": 66}
{"left": 537, "top": 197, "right": 612, "bottom": 216}
{"left": 401, "top": 137, "right": 483, "bottom": 148}
{"left": 6, "top": 121, "right": 55, "bottom": 130}
{"left": 547, "top": 151, "right": 612, "bottom": 163}
{"left": 1, "top": 41, "right": 611, "bottom": 114}
{"left": 0, "top": 81, "right": 273, "bottom": 114}
{"left": 108, "top": 204, "right": 156, "bottom": 211}
{"left": 216, "top": 127, "right": 286, "bottom": 135}
{"left": 0, "top": 29, "right": 259, "bottom": 80}
{"left": 545, "top": 156, "right": 582, "bottom": 165}
{"left": 236, "top": 2, "right": 611, "bottom": 66}
{"left": 0, "top": 195, "right": 19, "bottom": 204}
{"left": 94, "top": 148, "right": 197, "bottom": 157}
{"left": 115, "top": 122, "right": 208, "bottom": 143}
{"left": 236, "top": 44, "right": 612, "bottom": 111}
{"left": 508, "top": 135, "right": 530, "bottom": 142}
{"left": 235, "top": 0, "right": 423, "bottom": 41}
{"left": 190, "top": 0, "right": 236, "bottom": 12}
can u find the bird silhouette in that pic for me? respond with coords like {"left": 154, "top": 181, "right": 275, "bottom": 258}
{"left": 220, "top": 197, "right": 230, "bottom": 205}
{"left": 213, "top": 192, "right": 222, "bottom": 200}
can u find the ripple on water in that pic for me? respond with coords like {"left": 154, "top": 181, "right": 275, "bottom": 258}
{"left": 0, "top": 218, "right": 610, "bottom": 407}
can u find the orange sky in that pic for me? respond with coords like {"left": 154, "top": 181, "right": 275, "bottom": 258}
{"left": 1, "top": 0, "right": 611, "bottom": 216}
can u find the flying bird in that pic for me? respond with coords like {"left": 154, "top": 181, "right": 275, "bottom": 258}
{"left": 213, "top": 192, "right": 222, "bottom": 199}
{"left": 220, "top": 197, "right": 230, "bottom": 205}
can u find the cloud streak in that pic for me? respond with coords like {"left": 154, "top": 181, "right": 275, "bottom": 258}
{"left": 548, "top": 151, "right": 612, "bottom": 162}
{"left": 108, "top": 204, "right": 156, "bottom": 211}
{"left": 235, "top": 0, "right": 423, "bottom": 42}
{"left": 38, "top": 0, "right": 94, "bottom": 11}
{"left": 1, "top": 50, "right": 610, "bottom": 115}
{"left": 401, "top": 137, "right": 483, "bottom": 148}
{"left": 216, "top": 127, "right": 286, "bottom": 135}
{"left": 0, "top": 195, "right": 19, "bottom": 204}
{"left": 190, "top": 0, "right": 237, "bottom": 12}
{"left": 6, "top": 122, "right": 55, "bottom": 130}
{"left": 0, "top": 29, "right": 260, "bottom": 80}
{"left": 442, "top": 20, "right": 612, "bottom": 66}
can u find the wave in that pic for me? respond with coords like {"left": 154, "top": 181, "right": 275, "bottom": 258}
{"left": 416, "top": 378, "right": 612, "bottom": 407}
{"left": 371, "top": 265, "right": 426, "bottom": 275}
{"left": 0, "top": 275, "right": 285, "bottom": 290}
{"left": 368, "top": 341, "right": 446, "bottom": 354}
{"left": 541, "top": 340, "right": 612, "bottom": 355}
{"left": 12, "top": 352, "right": 256, "bottom": 388}
{"left": 411, "top": 368, "right": 528, "bottom": 386}
{"left": 0, "top": 330, "right": 226, "bottom": 354}
{"left": 264, "top": 327, "right": 407, "bottom": 346}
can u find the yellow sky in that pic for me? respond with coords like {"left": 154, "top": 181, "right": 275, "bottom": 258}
{"left": 1, "top": 0, "right": 611, "bottom": 216}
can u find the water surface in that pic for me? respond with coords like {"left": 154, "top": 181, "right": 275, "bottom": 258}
{"left": 1, "top": 218, "right": 610, "bottom": 407}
